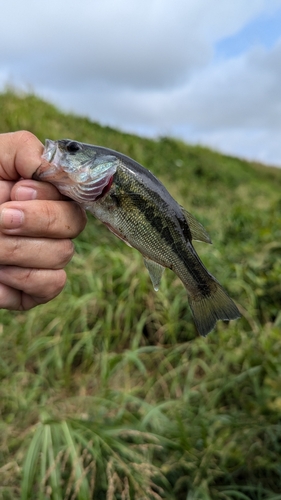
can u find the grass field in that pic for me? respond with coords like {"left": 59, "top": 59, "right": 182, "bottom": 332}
{"left": 1, "top": 90, "right": 281, "bottom": 499}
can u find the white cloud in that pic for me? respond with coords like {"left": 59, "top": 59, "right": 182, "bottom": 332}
{"left": 1, "top": 0, "right": 281, "bottom": 165}
{"left": 2, "top": 0, "right": 276, "bottom": 90}
{"left": 173, "top": 41, "right": 281, "bottom": 131}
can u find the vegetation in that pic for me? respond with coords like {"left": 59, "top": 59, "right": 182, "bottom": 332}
{"left": 1, "top": 89, "right": 281, "bottom": 499}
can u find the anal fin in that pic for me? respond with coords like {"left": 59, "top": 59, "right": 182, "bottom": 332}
{"left": 144, "top": 258, "right": 165, "bottom": 291}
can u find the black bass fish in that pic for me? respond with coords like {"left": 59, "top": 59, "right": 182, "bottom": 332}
{"left": 33, "top": 139, "right": 240, "bottom": 336}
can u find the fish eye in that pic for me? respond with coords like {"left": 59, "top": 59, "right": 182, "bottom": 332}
{"left": 66, "top": 141, "right": 81, "bottom": 154}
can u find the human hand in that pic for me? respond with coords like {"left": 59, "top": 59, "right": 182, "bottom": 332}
{"left": 0, "top": 131, "right": 87, "bottom": 310}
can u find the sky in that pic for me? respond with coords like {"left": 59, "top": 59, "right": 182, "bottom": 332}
{"left": 1, "top": 0, "right": 281, "bottom": 166}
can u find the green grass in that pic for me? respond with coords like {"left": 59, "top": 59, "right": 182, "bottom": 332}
{"left": 1, "top": 89, "right": 281, "bottom": 499}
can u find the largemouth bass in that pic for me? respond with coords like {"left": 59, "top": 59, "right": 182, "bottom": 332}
{"left": 33, "top": 139, "right": 240, "bottom": 336}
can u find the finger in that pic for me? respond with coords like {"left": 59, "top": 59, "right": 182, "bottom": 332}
{"left": 11, "top": 179, "right": 67, "bottom": 202}
{"left": 0, "top": 180, "right": 15, "bottom": 204}
{"left": 0, "top": 267, "right": 66, "bottom": 310}
{"left": 0, "top": 283, "right": 21, "bottom": 309}
{"left": 0, "top": 131, "right": 43, "bottom": 180}
{"left": 0, "top": 199, "right": 87, "bottom": 238}
{"left": 0, "top": 235, "right": 74, "bottom": 269}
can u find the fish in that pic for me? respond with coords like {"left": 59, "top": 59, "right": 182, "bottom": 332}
{"left": 33, "top": 139, "right": 241, "bottom": 336}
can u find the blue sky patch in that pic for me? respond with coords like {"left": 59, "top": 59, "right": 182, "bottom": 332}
{"left": 215, "top": 8, "right": 281, "bottom": 59}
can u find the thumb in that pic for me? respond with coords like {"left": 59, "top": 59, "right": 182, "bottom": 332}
{"left": 0, "top": 131, "right": 43, "bottom": 180}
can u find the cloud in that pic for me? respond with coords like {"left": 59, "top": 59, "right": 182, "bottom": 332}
{"left": 174, "top": 41, "right": 281, "bottom": 131}
{"left": 1, "top": 0, "right": 281, "bottom": 165}
{"left": 2, "top": 0, "right": 275, "bottom": 90}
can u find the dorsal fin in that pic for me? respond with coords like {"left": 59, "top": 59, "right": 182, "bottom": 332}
{"left": 180, "top": 206, "right": 212, "bottom": 244}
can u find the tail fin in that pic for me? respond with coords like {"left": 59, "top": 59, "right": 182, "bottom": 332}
{"left": 188, "top": 283, "right": 241, "bottom": 337}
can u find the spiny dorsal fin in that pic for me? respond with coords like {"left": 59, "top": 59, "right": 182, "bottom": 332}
{"left": 180, "top": 206, "right": 212, "bottom": 244}
{"left": 143, "top": 257, "right": 165, "bottom": 291}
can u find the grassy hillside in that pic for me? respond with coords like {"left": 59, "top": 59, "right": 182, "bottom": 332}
{"left": 1, "top": 90, "right": 281, "bottom": 500}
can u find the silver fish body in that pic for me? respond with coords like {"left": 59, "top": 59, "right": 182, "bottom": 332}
{"left": 34, "top": 139, "right": 240, "bottom": 336}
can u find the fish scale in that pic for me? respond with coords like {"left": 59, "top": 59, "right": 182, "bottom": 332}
{"left": 33, "top": 139, "right": 241, "bottom": 336}
{"left": 102, "top": 167, "right": 213, "bottom": 296}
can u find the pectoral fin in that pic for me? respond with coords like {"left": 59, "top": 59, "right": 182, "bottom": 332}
{"left": 144, "top": 258, "right": 165, "bottom": 291}
{"left": 180, "top": 206, "right": 212, "bottom": 244}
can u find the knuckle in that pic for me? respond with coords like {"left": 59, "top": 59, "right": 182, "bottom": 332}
{"left": 22, "top": 268, "right": 34, "bottom": 285}
{"left": 40, "top": 201, "right": 86, "bottom": 237}
{"left": 42, "top": 270, "right": 66, "bottom": 300}
{"left": 43, "top": 202, "right": 57, "bottom": 232}
{"left": 53, "top": 269, "right": 67, "bottom": 294}
{"left": 57, "top": 239, "right": 75, "bottom": 267}
{"left": 0, "top": 283, "right": 21, "bottom": 310}
{"left": 17, "top": 130, "right": 37, "bottom": 144}
{"left": 13, "top": 268, "right": 38, "bottom": 293}
{"left": 24, "top": 268, "right": 66, "bottom": 302}
{"left": 25, "top": 269, "right": 66, "bottom": 303}
{"left": 10, "top": 237, "right": 21, "bottom": 260}
{"left": 76, "top": 204, "right": 87, "bottom": 232}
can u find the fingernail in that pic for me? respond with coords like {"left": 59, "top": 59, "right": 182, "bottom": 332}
{"left": 1, "top": 208, "right": 24, "bottom": 228}
{"left": 15, "top": 186, "right": 37, "bottom": 201}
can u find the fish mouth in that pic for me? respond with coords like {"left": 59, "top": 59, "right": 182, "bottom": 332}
{"left": 32, "top": 140, "right": 64, "bottom": 182}
{"left": 42, "top": 139, "right": 57, "bottom": 163}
